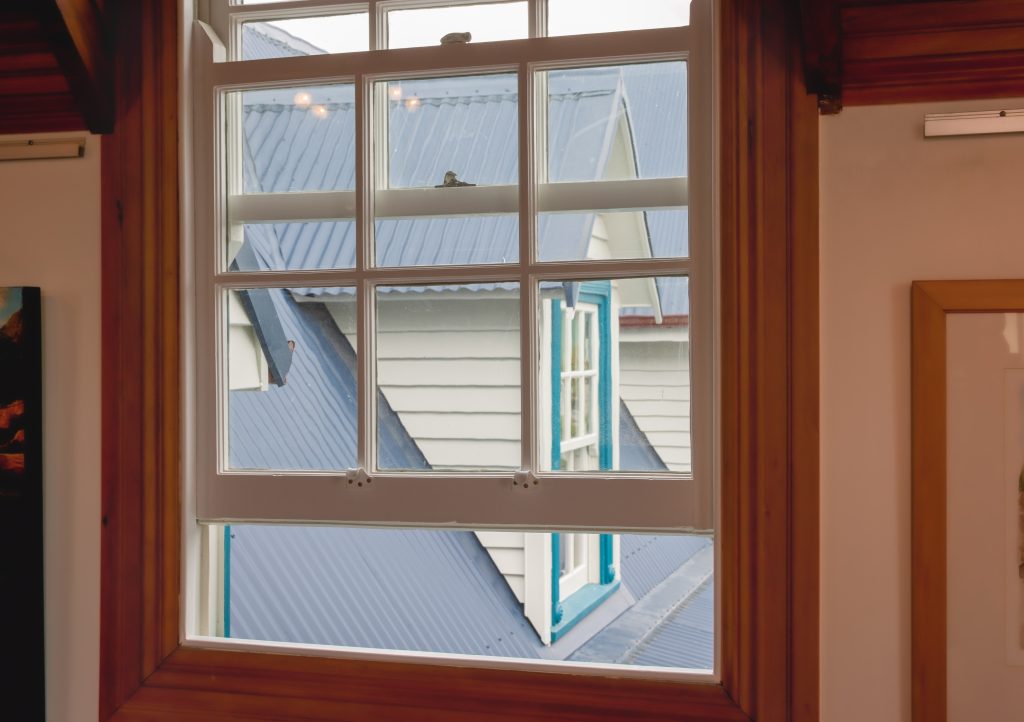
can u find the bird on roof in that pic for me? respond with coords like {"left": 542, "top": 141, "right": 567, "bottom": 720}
{"left": 436, "top": 170, "right": 476, "bottom": 188}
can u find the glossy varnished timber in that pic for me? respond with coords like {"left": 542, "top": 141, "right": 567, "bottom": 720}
{"left": 99, "top": 0, "right": 819, "bottom": 719}
{"left": 35, "top": 0, "right": 114, "bottom": 132}
{"left": 0, "top": 1, "right": 112, "bottom": 134}
{"left": 843, "top": 1, "right": 1024, "bottom": 104}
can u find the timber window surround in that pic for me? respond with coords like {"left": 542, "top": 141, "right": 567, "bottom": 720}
{"left": 190, "top": 0, "right": 714, "bottom": 680}
{"left": 100, "top": 0, "right": 817, "bottom": 719}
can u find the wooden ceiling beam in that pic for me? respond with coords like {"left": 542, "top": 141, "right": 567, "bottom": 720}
{"left": 32, "top": 0, "right": 113, "bottom": 134}
{"left": 842, "top": 0, "right": 1024, "bottom": 105}
{"left": 796, "top": 0, "right": 844, "bottom": 113}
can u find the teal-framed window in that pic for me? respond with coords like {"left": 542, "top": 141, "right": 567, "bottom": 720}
{"left": 549, "top": 280, "right": 617, "bottom": 640}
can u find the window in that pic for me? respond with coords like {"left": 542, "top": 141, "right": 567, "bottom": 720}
{"left": 102, "top": 0, "right": 819, "bottom": 719}
{"left": 191, "top": 0, "right": 714, "bottom": 673}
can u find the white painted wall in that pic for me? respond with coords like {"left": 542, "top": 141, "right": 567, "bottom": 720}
{"left": 0, "top": 133, "right": 101, "bottom": 722}
{"left": 820, "top": 98, "right": 1024, "bottom": 722}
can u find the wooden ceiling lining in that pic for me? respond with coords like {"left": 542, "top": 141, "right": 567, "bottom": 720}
{"left": 800, "top": 0, "right": 1024, "bottom": 110}
{"left": 0, "top": 0, "right": 110, "bottom": 135}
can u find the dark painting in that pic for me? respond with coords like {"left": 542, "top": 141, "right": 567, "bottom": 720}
{"left": 0, "top": 287, "right": 43, "bottom": 719}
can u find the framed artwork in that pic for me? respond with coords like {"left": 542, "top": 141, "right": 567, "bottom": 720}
{"left": 0, "top": 287, "right": 43, "bottom": 719}
{"left": 1004, "top": 369, "right": 1024, "bottom": 666}
{"left": 911, "top": 280, "right": 1024, "bottom": 722}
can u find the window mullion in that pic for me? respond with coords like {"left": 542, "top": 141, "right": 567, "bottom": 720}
{"left": 529, "top": 0, "right": 547, "bottom": 39}
{"left": 369, "top": 0, "right": 380, "bottom": 51}
{"left": 518, "top": 62, "right": 536, "bottom": 475}
{"left": 356, "top": 72, "right": 374, "bottom": 473}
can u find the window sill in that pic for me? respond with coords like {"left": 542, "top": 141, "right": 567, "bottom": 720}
{"left": 552, "top": 580, "right": 621, "bottom": 642}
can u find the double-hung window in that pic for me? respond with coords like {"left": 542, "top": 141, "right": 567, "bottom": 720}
{"left": 191, "top": 0, "right": 715, "bottom": 670}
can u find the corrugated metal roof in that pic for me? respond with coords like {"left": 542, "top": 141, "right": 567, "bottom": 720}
{"left": 242, "top": 23, "right": 325, "bottom": 61}
{"left": 230, "top": 525, "right": 543, "bottom": 658}
{"left": 624, "top": 578, "right": 714, "bottom": 669}
{"left": 619, "top": 400, "right": 667, "bottom": 471}
{"left": 619, "top": 534, "right": 712, "bottom": 602}
{"left": 229, "top": 289, "right": 426, "bottom": 471}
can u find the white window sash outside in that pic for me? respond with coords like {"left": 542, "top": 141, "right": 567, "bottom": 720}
{"left": 190, "top": 1, "right": 716, "bottom": 533}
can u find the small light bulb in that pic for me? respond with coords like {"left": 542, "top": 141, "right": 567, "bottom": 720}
{"left": 293, "top": 91, "right": 312, "bottom": 108}
{"left": 404, "top": 96, "right": 421, "bottom": 110}
{"left": 312, "top": 104, "right": 328, "bottom": 119}
{"left": 389, "top": 85, "right": 403, "bottom": 100}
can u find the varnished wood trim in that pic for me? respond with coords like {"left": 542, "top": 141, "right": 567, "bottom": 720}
{"left": 789, "top": 24, "right": 820, "bottom": 722}
{"left": 719, "top": 0, "right": 819, "bottom": 718}
{"left": 31, "top": 0, "right": 113, "bottom": 133}
{"left": 100, "top": 0, "right": 179, "bottom": 717}
{"left": 796, "top": 0, "right": 843, "bottom": 111}
{"left": 910, "top": 283, "right": 947, "bottom": 722}
{"left": 100, "top": 0, "right": 819, "bottom": 719}
{"left": 841, "top": 0, "right": 1024, "bottom": 106}
{"left": 910, "top": 279, "right": 1024, "bottom": 722}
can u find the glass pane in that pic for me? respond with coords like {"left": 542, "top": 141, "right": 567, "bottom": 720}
{"left": 210, "top": 524, "right": 713, "bottom": 670}
{"left": 241, "top": 15, "right": 368, "bottom": 60}
{"left": 544, "top": 61, "right": 686, "bottom": 182}
{"left": 376, "top": 283, "right": 521, "bottom": 471}
{"left": 539, "top": 209, "right": 688, "bottom": 262}
{"left": 232, "top": 82, "right": 355, "bottom": 194}
{"left": 548, "top": 0, "right": 689, "bottom": 36}
{"left": 540, "top": 276, "right": 690, "bottom": 473}
{"left": 379, "top": 73, "right": 518, "bottom": 189}
{"left": 374, "top": 215, "right": 518, "bottom": 267}
{"left": 387, "top": 2, "right": 527, "bottom": 49}
{"left": 229, "top": 221, "right": 356, "bottom": 272}
{"left": 226, "top": 286, "right": 357, "bottom": 471}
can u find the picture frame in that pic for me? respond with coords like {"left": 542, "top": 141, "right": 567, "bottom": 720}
{"left": 911, "top": 279, "right": 1024, "bottom": 722}
{"left": 0, "top": 286, "right": 43, "bottom": 719}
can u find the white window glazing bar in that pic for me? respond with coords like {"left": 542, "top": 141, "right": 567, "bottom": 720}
{"left": 209, "top": 28, "right": 688, "bottom": 84}
{"left": 213, "top": 258, "right": 692, "bottom": 288}
{"left": 199, "top": 472, "right": 710, "bottom": 532}
{"left": 355, "top": 72, "right": 374, "bottom": 472}
{"left": 517, "top": 61, "right": 537, "bottom": 474}
{"left": 228, "top": 191, "right": 358, "bottom": 223}
{"left": 226, "top": 177, "right": 687, "bottom": 224}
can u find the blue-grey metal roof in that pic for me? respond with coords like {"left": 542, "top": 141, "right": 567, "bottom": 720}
{"left": 228, "top": 289, "right": 426, "bottom": 471}
{"left": 242, "top": 23, "right": 327, "bottom": 61}
{"left": 619, "top": 400, "right": 667, "bottom": 471}
{"left": 619, "top": 534, "right": 712, "bottom": 602}
{"left": 623, "top": 578, "right": 714, "bottom": 669}
{"left": 238, "top": 58, "right": 689, "bottom": 318}
{"left": 230, "top": 525, "right": 543, "bottom": 658}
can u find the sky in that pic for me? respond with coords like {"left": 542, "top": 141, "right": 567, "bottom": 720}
{"left": 243, "top": 0, "right": 689, "bottom": 54}
{"left": 0, "top": 287, "right": 21, "bottom": 330}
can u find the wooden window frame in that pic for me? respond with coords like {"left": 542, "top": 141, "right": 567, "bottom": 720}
{"left": 99, "top": 0, "right": 818, "bottom": 719}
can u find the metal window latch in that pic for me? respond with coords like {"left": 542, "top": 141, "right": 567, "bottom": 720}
{"left": 513, "top": 470, "right": 538, "bottom": 489}
{"left": 345, "top": 468, "right": 372, "bottom": 487}
{"left": 435, "top": 170, "right": 476, "bottom": 188}
{"left": 441, "top": 32, "right": 472, "bottom": 45}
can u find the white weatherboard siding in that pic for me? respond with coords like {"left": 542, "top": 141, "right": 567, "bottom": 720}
{"left": 619, "top": 333, "right": 691, "bottom": 472}
{"left": 328, "top": 293, "right": 521, "bottom": 471}
{"left": 475, "top": 531, "right": 527, "bottom": 603}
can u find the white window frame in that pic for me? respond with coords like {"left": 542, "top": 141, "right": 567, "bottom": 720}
{"left": 191, "top": 0, "right": 715, "bottom": 534}
{"left": 559, "top": 302, "right": 599, "bottom": 467}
